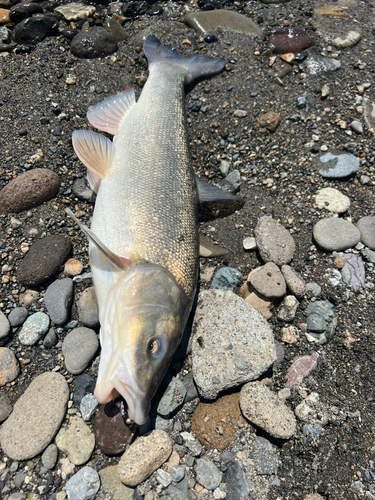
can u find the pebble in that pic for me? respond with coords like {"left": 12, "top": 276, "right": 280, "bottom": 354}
{"left": 18, "top": 312, "right": 50, "bottom": 346}
{"left": 211, "top": 267, "right": 243, "bottom": 292}
{"left": 94, "top": 403, "right": 132, "bottom": 455}
{"left": 64, "top": 258, "right": 84, "bottom": 277}
{"left": 7, "top": 307, "right": 28, "bottom": 327}
{"left": 12, "top": 14, "right": 57, "bottom": 44}
{"left": 285, "top": 353, "right": 319, "bottom": 389}
{"left": 219, "top": 169, "right": 241, "bottom": 192}
{"left": 362, "top": 248, "right": 375, "bottom": 264}
{"left": 301, "top": 54, "right": 341, "bottom": 75}
{"left": 281, "top": 265, "right": 306, "bottom": 298}
{"left": 0, "top": 394, "right": 12, "bottom": 422}
{"left": 80, "top": 394, "right": 99, "bottom": 421}
{"left": 191, "top": 393, "right": 248, "bottom": 450}
{"left": 103, "top": 18, "right": 127, "bottom": 41}
{"left": 44, "top": 278, "right": 74, "bottom": 325}
{"left": 170, "top": 465, "right": 185, "bottom": 483}
{"left": 313, "top": 218, "right": 360, "bottom": 251}
{"left": 256, "top": 111, "right": 281, "bottom": 133}
{"left": 224, "top": 461, "right": 252, "bottom": 498}
{"left": 363, "top": 97, "right": 375, "bottom": 130}
{"left": 0, "top": 310, "right": 10, "bottom": 340}
{"left": 303, "top": 422, "right": 323, "bottom": 444}
{"left": 0, "top": 372, "right": 69, "bottom": 460}
{"left": 43, "top": 328, "right": 58, "bottom": 349}
{"left": 195, "top": 458, "right": 222, "bottom": 490}
{"left": 17, "top": 235, "right": 72, "bottom": 286}
{"left": 245, "top": 291, "right": 274, "bottom": 319}
{"left": 268, "top": 26, "right": 315, "bottom": 54}
{"left": 65, "top": 467, "right": 100, "bottom": 500}
{"left": 281, "top": 325, "right": 299, "bottom": 344}
{"left": 156, "top": 469, "right": 172, "bottom": 487}
{"left": 307, "top": 301, "right": 337, "bottom": 344}
{"left": 41, "top": 443, "right": 58, "bottom": 470}
{"left": 157, "top": 376, "right": 187, "bottom": 418}
{"left": 55, "top": 416, "right": 95, "bottom": 465}
{"left": 62, "top": 327, "right": 99, "bottom": 374}
{"left": 99, "top": 465, "right": 134, "bottom": 500}
{"left": 350, "top": 120, "right": 363, "bottom": 134}
{"left": 19, "top": 289, "right": 39, "bottom": 307}
{"left": 0, "top": 8, "right": 10, "bottom": 23}
{"left": 77, "top": 287, "right": 99, "bottom": 328}
{"left": 248, "top": 262, "right": 286, "bottom": 298}
{"left": 314, "top": 187, "right": 350, "bottom": 213}
{"left": 255, "top": 216, "right": 295, "bottom": 266}
{"left": 0, "top": 168, "right": 60, "bottom": 213}
{"left": 0, "top": 347, "right": 20, "bottom": 385}
{"left": 243, "top": 236, "right": 257, "bottom": 250}
{"left": 70, "top": 27, "right": 118, "bottom": 59}
{"left": 277, "top": 295, "right": 299, "bottom": 322}
{"left": 71, "top": 178, "right": 96, "bottom": 203}
{"left": 305, "top": 282, "right": 322, "bottom": 297}
{"left": 199, "top": 235, "right": 229, "bottom": 258}
{"left": 357, "top": 216, "right": 375, "bottom": 250}
{"left": 55, "top": 3, "right": 95, "bottom": 21}
{"left": 317, "top": 152, "right": 359, "bottom": 179}
{"left": 72, "top": 374, "right": 96, "bottom": 404}
{"left": 341, "top": 253, "right": 365, "bottom": 292}
{"left": 118, "top": 430, "right": 173, "bottom": 487}
{"left": 184, "top": 10, "right": 262, "bottom": 37}
{"left": 192, "top": 290, "right": 276, "bottom": 399}
{"left": 240, "top": 381, "right": 296, "bottom": 439}
{"left": 332, "top": 30, "right": 362, "bottom": 48}
{"left": 219, "top": 159, "right": 230, "bottom": 176}
{"left": 233, "top": 109, "right": 247, "bottom": 118}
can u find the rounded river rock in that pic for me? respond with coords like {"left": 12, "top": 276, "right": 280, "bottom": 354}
{"left": 313, "top": 218, "right": 360, "bottom": 251}
{"left": 254, "top": 216, "right": 295, "bottom": 266}
{"left": 0, "top": 372, "right": 69, "bottom": 460}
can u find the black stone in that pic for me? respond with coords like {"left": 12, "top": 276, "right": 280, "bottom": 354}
{"left": 61, "top": 29, "right": 78, "bottom": 41}
{"left": 18, "top": 129, "right": 27, "bottom": 136}
{"left": 70, "top": 27, "right": 118, "bottom": 59}
{"left": 204, "top": 34, "right": 217, "bottom": 44}
{"left": 148, "top": 4, "right": 163, "bottom": 15}
{"left": 12, "top": 14, "right": 58, "bottom": 45}
{"left": 9, "top": 4, "right": 29, "bottom": 24}
{"left": 73, "top": 374, "right": 96, "bottom": 404}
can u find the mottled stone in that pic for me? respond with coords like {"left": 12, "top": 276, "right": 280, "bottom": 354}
{"left": 317, "top": 152, "right": 359, "bottom": 179}
{"left": 0, "top": 372, "right": 69, "bottom": 460}
{"left": 285, "top": 352, "right": 319, "bottom": 388}
{"left": 281, "top": 265, "right": 306, "bottom": 298}
{"left": 80, "top": 394, "right": 99, "bottom": 421}
{"left": 55, "top": 416, "right": 95, "bottom": 465}
{"left": 184, "top": 10, "right": 262, "bottom": 37}
{"left": 211, "top": 267, "right": 243, "bottom": 293}
{"left": 99, "top": 465, "right": 134, "bottom": 500}
{"left": 314, "top": 187, "right": 350, "bottom": 213}
{"left": 70, "top": 27, "right": 118, "bottom": 59}
{"left": 65, "top": 467, "right": 100, "bottom": 500}
{"left": 313, "top": 218, "right": 360, "bottom": 252}
{"left": 332, "top": 30, "right": 361, "bottom": 48}
{"left": 0, "top": 168, "right": 60, "bottom": 213}
{"left": 341, "top": 253, "right": 365, "bottom": 292}
{"left": 277, "top": 295, "right": 299, "bottom": 322}
{"left": 0, "top": 347, "right": 20, "bottom": 386}
{"left": 55, "top": 3, "right": 95, "bottom": 21}
{"left": 257, "top": 111, "right": 281, "bottom": 133}
{"left": 301, "top": 54, "right": 341, "bottom": 75}
{"left": 195, "top": 458, "right": 222, "bottom": 490}
{"left": 255, "top": 216, "right": 295, "bottom": 266}
{"left": 64, "top": 258, "right": 83, "bottom": 277}
{"left": 18, "top": 312, "right": 50, "bottom": 346}
{"left": 118, "top": 430, "right": 173, "bottom": 487}
{"left": 240, "top": 381, "right": 296, "bottom": 439}
{"left": 248, "top": 262, "right": 286, "bottom": 298}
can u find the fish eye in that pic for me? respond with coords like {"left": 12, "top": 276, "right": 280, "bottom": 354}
{"left": 148, "top": 338, "right": 160, "bottom": 357}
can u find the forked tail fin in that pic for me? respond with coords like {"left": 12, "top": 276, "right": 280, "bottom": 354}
{"left": 143, "top": 35, "right": 227, "bottom": 84}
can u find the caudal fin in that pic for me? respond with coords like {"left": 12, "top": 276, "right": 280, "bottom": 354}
{"left": 143, "top": 35, "right": 227, "bottom": 84}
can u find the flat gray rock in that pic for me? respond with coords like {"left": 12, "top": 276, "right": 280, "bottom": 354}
{"left": 313, "top": 218, "right": 360, "bottom": 251}
{"left": 301, "top": 54, "right": 341, "bottom": 75}
{"left": 248, "top": 262, "right": 286, "bottom": 298}
{"left": 65, "top": 466, "right": 100, "bottom": 500}
{"left": 341, "top": 253, "right": 365, "bottom": 293}
{"left": 0, "top": 311, "right": 10, "bottom": 340}
{"left": 62, "top": 327, "right": 99, "bottom": 375}
{"left": 0, "top": 372, "right": 69, "bottom": 460}
{"left": 7, "top": 307, "right": 28, "bottom": 328}
{"left": 157, "top": 376, "right": 187, "bottom": 418}
{"left": 195, "top": 458, "right": 222, "bottom": 490}
{"left": 184, "top": 10, "right": 262, "bottom": 36}
{"left": 281, "top": 265, "right": 306, "bottom": 298}
{"left": 18, "top": 312, "right": 50, "bottom": 346}
{"left": 44, "top": 278, "right": 73, "bottom": 325}
{"left": 41, "top": 443, "right": 58, "bottom": 470}
{"left": 357, "top": 216, "right": 375, "bottom": 250}
{"left": 317, "top": 152, "right": 359, "bottom": 179}
{"left": 77, "top": 286, "right": 99, "bottom": 328}
{"left": 239, "top": 381, "right": 296, "bottom": 439}
{"left": 254, "top": 216, "right": 295, "bottom": 266}
{"left": 192, "top": 290, "right": 276, "bottom": 399}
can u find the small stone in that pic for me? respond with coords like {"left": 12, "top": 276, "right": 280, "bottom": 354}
{"left": 195, "top": 458, "right": 222, "bottom": 490}
{"left": 341, "top": 253, "right": 365, "bottom": 293}
{"left": 77, "top": 287, "right": 99, "bottom": 328}
{"left": 243, "top": 236, "right": 257, "bottom": 250}
{"left": 357, "top": 216, "right": 375, "bottom": 250}
{"left": 321, "top": 84, "right": 330, "bottom": 97}
{"left": 0, "top": 372, "right": 69, "bottom": 460}
{"left": 8, "top": 307, "right": 28, "bottom": 328}
{"left": 43, "top": 328, "right": 58, "bottom": 349}
{"left": 305, "top": 282, "right": 321, "bottom": 297}
{"left": 0, "top": 347, "right": 20, "bottom": 386}
{"left": 0, "top": 311, "right": 11, "bottom": 339}
{"left": 170, "top": 465, "right": 185, "bottom": 483}
{"left": 301, "top": 54, "right": 341, "bottom": 75}
{"left": 240, "top": 381, "right": 296, "bottom": 439}
{"left": 64, "top": 258, "right": 84, "bottom": 277}
{"left": 62, "top": 327, "right": 99, "bottom": 375}
{"left": 281, "top": 325, "right": 299, "bottom": 344}
{"left": 233, "top": 109, "right": 247, "bottom": 118}
{"left": 72, "top": 374, "right": 96, "bottom": 404}
{"left": 285, "top": 352, "right": 319, "bottom": 388}
{"left": 55, "top": 3, "right": 95, "bottom": 21}
{"left": 317, "top": 152, "right": 359, "bottom": 179}
{"left": 219, "top": 159, "right": 230, "bottom": 176}
{"left": 362, "top": 248, "right": 375, "bottom": 264}
{"left": 248, "top": 262, "right": 286, "bottom": 298}
{"left": 245, "top": 291, "right": 274, "bottom": 319}
{"left": 99, "top": 465, "right": 134, "bottom": 499}
{"left": 0, "top": 8, "right": 10, "bottom": 23}
{"left": 277, "top": 295, "right": 299, "bottom": 322}
{"left": 199, "top": 235, "right": 229, "bottom": 258}
{"left": 0, "top": 168, "right": 60, "bottom": 213}
{"left": 255, "top": 216, "right": 295, "bottom": 266}
{"left": 93, "top": 403, "right": 132, "bottom": 455}
{"left": 0, "top": 393, "right": 12, "bottom": 422}
{"left": 19, "top": 289, "right": 39, "bottom": 307}
{"left": 211, "top": 267, "right": 242, "bottom": 292}
{"left": 55, "top": 416, "right": 95, "bottom": 465}
{"left": 65, "top": 467, "right": 100, "bottom": 500}
{"left": 313, "top": 218, "right": 360, "bottom": 252}
{"left": 350, "top": 120, "right": 363, "bottom": 134}
{"left": 219, "top": 169, "right": 241, "bottom": 192}
{"left": 157, "top": 377, "right": 187, "bottom": 418}
{"left": 307, "top": 313, "right": 327, "bottom": 333}
{"left": 257, "top": 111, "right": 281, "bottom": 132}
{"left": 314, "top": 188, "right": 350, "bottom": 213}
{"left": 44, "top": 278, "right": 73, "bottom": 325}
{"left": 281, "top": 265, "right": 306, "bottom": 298}
{"left": 332, "top": 31, "right": 362, "bottom": 48}
{"left": 103, "top": 17, "right": 126, "bottom": 41}
{"left": 156, "top": 469, "right": 172, "bottom": 487}
{"left": 80, "top": 394, "right": 99, "bottom": 421}
{"left": 363, "top": 97, "right": 375, "bottom": 130}
{"left": 184, "top": 10, "right": 262, "bottom": 37}
{"left": 268, "top": 26, "right": 315, "bottom": 54}
{"left": 70, "top": 27, "right": 118, "bottom": 59}
{"left": 118, "top": 430, "right": 173, "bottom": 487}
{"left": 41, "top": 444, "right": 58, "bottom": 470}
{"left": 18, "top": 312, "right": 50, "bottom": 346}
{"left": 280, "top": 53, "right": 295, "bottom": 63}
{"left": 314, "top": 5, "right": 349, "bottom": 16}
{"left": 71, "top": 178, "right": 96, "bottom": 203}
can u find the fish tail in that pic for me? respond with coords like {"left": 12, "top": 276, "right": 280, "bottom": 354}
{"left": 143, "top": 35, "right": 227, "bottom": 84}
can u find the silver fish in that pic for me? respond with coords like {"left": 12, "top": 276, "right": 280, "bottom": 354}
{"left": 68, "top": 36, "right": 227, "bottom": 425}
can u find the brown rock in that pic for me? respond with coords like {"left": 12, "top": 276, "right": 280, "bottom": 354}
{"left": 334, "top": 255, "right": 345, "bottom": 269}
{"left": 245, "top": 291, "right": 274, "bottom": 319}
{"left": 237, "top": 281, "right": 250, "bottom": 300}
{"left": 17, "top": 235, "right": 71, "bottom": 286}
{"left": 0, "top": 168, "right": 60, "bottom": 213}
{"left": 64, "top": 258, "right": 83, "bottom": 276}
{"left": 0, "top": 8, "right": 10, "bottom": 23}
{"left": 191, "top": 393, "right": 249, "bottom": 450}
{"left": 248, "top": 262, "right": 286, "bottom": 299}
{"left": 256, "top": 111, "right": 281, "bottom": 133}
{"left": 94, "top": 403, "right": 132, "bottom": 456}
{"left": 314, "top": 5, "right": 349, "bottom": 17}
{"left": 19, "top": 289, "right": 39, "bottom": 307}
{"left": 268, "top": 26, "right": 315, "bottom": 54}
{"left": 0, "top": 347, "right": 20, "bottom": 386}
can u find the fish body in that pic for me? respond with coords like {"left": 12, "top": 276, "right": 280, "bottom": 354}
{"left": 70, "top": 36, "right": 227, "bottom": 425}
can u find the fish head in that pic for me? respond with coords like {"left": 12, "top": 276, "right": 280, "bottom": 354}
{"left": 94, "top": 263, "right": 189, "bottom": 425}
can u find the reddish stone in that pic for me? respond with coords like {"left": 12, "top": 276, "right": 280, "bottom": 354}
{"left": 285, "top": 352, "right": 319, "bottom": 389}
{"left": 94, "top": 403, "right": 132, "bottom": 455}
{"left": 268, "top": 27, "right": 315, "bottom": 55}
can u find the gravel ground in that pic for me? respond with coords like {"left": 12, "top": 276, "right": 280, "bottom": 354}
{"left": 1, "top": 0, "right": 375, "bottom": 499}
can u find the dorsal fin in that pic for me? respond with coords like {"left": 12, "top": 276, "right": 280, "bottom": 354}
{"left": 72, "top": 130, "right": 115, "bottom": 193}
{"left": 87, "top": 88, "right": 136, "bottom": 135}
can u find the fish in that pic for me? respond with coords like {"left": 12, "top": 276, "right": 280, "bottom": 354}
{"left": 67, "top": 36, "right": 233, "bottom": 425}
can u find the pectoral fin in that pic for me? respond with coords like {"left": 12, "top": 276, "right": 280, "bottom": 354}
{"left": 66, "top": 208, "right": 131, "bottom": 272}
{"left": 87, "top": 88, "right": 136, "bottom": 135}
{"left": 196, "top": 175, "right": 242, "bottom": 203}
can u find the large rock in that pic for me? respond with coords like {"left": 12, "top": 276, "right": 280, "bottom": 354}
{"left": 254, "top": 216, "right": 295, "bottom": 266}
{"left": 0, "top": 168, "right": 60, "bottom": 213}
{"left": 0, "top": 372, "right": 69, "bottom": 460}
{"left": 313, "top": 218, "right": 360, "bottom": 252}
{"left": 192, "top": 290, "right": 276, "bottom": 399}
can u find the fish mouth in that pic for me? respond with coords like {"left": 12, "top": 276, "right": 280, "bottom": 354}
{"left": 94, "top": 378, "right": 150, "bottom": 426}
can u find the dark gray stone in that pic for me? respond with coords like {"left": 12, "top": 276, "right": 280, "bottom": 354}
{"left": 211, "top": 267, "right": 243, "bottom": 292}
{"left": 8, "top": 307, "right": 28, "bottom": 327}
{"left": 70, "top": 27, "right": 118, "bottom": 59}
{"left": 317, "top": 152, "right": 359, "bottom": 179}
{"left": 12, "top": 14, "right": 58, "bottom": 44}
{"left": 43, "top": 328, "right": 58, "bottom": 349}
{"left": 224, "top": 461, "right": 251, "bottom": 500}
{"left": 44, "top": 278, "right": 73, "bottom": 325}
